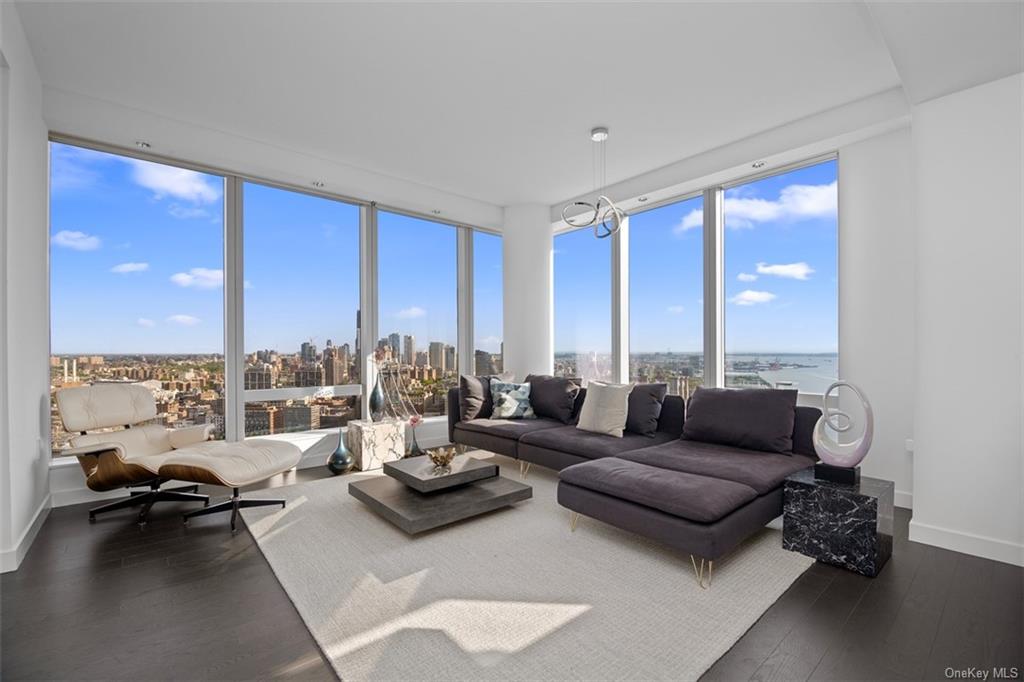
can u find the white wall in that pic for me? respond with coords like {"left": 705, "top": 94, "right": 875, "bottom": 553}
{"left": 911, "top": 73, "right": 1023, "bottom": 567}
{"left": 0, "top": 3, "right": 52, "bottom": 572}
{"left": 502, "top": 204, "right": 553, "bottom": 379}
{"left": 838, "top": 127, "right": 916, "bottom": 507}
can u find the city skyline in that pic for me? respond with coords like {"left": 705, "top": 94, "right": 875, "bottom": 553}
{"left": 49, "top": 142, "right": 503, "bottom": 355}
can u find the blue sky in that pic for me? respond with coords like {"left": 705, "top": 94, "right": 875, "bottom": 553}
{"left": 556, "top": 159, "right": 838, "bottom": 354}
{"left": 50, "top": 142, "right": 503, "bottom": 356}
{"left": 50, "top": 143, "right": 226, "bottom": 354}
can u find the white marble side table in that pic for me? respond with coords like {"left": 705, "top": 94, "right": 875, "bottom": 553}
{"left": 346, "top": 419, "right": 405, "bottom": 471}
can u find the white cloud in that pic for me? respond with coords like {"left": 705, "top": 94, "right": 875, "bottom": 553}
{"left": 678, "top": 208, "right": 703, "bottom": 232}
{"left": 170, "top": 267, "right": 223, "bottom": 289}
{"left": 396, "top": 306, "right": 426, "bottom": 319}
{"left": 730, "top": 290, "right": 777, "bottom": 306}
{"left": 675, "top": 180, "right": 837, "bottom": 234}
{"left": 127, "top": 159, "right": 221, "bottom": 204}
{"left": 756, "top": 261, "right": 815, "bottom": 280}
{"left": 166, "top": 314, "right": 200, "bottom": 326}
{"left": 167, "top": 204, "right": 212, "bottom": 220}
{"left": 666, "top": 305, "right": 685, "bottom": 315}
{"left": 137, "top": 317, "right": 156, "bottom": 328}
{"left": 737, "top": 272, "right": 758, "bottom": 282}
{"left": 110, "top": 262, "right": 149, "bottom": 273}
{"left": 52, "top": 230, "right": 101, "bottom": 251}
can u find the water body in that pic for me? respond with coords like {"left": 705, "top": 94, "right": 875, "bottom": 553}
{"left": 726, "top": 354, "right": 838, "bottom": 395}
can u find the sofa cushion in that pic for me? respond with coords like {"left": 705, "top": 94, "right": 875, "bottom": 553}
{"left": 683, "top": 387, "right": 797, "bottom": 454}
{"left": 576, "top": 381, "right": 632, "bottom": 437}
{"left": 459, "top": 375, "right": 495, "bottom": 421}
{"left": 620, "top": 440, "right": 814, "bottom": 495}
{"left": 560, "top": 458, "right": 759, "bottom": 523}
{"left": 490, "top": 381, "right": 536, "bottom": 419}
{"left": 625, "top": 383, "right": 668, "bottom": 437}
{"left": 456, "top": 417, "right": 563, "bottom": 440}
{"left": 519, "top": 425, "right": 676, "bottom": 460}
{"left": 525, "top": 374, "right": 580, "bottom": 424}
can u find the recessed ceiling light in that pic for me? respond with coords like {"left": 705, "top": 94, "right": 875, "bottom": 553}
{"left": 312, "top": 180, "right": 325, "bottom": 188}
{"left": 135, "top": 140, "right": 151, "bottom": 149}
{"left": 431, "top": 209, "right": 442, "bottom": 215}
{"left": 637, "top": 196, "right": 648, "bottom": 203}
{"left": 590, "top": 127, "right": 609, "bottom": 143}
{"left": 752, "top": 160, "right": 766, "bottom": 169}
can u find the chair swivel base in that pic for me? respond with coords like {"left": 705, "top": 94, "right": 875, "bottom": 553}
{"left": 182, "top": 487, "right": 286, "bottom": 532}
{"left": 89, "top": 482, "right": 209, "bottom": 526}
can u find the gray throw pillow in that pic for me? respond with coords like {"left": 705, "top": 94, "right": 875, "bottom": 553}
{"left": 459, "top": 375, "right": 495, "bottom": 421}
{"left": 625, "top": 383, "right": 668, "bottom": 437}
{"left": 682, "top": 387, "right": 798, "bottom": 454}
{"left": 490, "top": 381, "right": 536, "bottom": 419}
{"left": 525, "top": 374, "right": 580, "bottom": 424}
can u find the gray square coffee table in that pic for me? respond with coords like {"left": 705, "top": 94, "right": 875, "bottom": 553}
{"left": 348, "top": 454, "right": 532, "bottom": 534}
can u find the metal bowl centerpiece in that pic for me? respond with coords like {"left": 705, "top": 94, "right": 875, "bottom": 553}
{"left": 427, "top": 446, "right": 456, "bottom": 474}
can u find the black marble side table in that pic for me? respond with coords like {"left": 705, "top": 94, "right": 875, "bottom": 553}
{"left": 783, "top": 468, "right": 894, "bottom": 577}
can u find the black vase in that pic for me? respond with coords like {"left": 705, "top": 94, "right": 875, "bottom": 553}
{"left": 326, "top": 431, "right": 354, "bottom": 475}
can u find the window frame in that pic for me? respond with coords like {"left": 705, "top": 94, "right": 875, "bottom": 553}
{"left": 555, "top": 152, "right": 839, "bottom": 396}
{"left": 46, "top": 134, "right": 501, "bottom": 452}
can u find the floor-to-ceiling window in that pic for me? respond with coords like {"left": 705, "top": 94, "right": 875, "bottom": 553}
{"left": 553, "top": 227, "right": 612, "bottom": 385}
{"left": 49, "top": 142, "right": 226, "bottom": 451}
{"left": 723, "top": 159, "right": 838, "bottom": 392}
{"left": 242, "top": 182, "right": 362, "bottom": 436}
{"left": 629, "top": 195, "right": 704, "bottom": 397}
{"left": 377, "top": 211, "right": 459, "bottom": 417}
{"left": 473, "top": 230, "right": 503, "bottom": 376}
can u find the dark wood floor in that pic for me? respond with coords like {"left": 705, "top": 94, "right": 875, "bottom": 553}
{"left": 3, "top": 470, "right": 1021, "bottom": 681}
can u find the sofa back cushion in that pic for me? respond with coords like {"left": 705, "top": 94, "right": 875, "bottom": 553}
{"left": 525, "top": 374, "right": 581, "bottom": 424}
{"left": 576, "top": 381, "right": 632, "bottom": 438}
{"left": 657, "top": 394, "right": 686, "bottom": 436}
{"left": 625, "top": 383, "right": 668, "bottom": 437}
{"left": 682, "top": 387, "right": 798, "bottom": 454}
{"left": 793, "top": 405, "right": 823, "bottom": 457}
{"left": 459, "top": 375, "right": 496, "bottom": 421}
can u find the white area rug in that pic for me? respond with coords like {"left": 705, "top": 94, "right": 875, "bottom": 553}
{"left": 242, "top": 453, "right": 812, "bottom": 681}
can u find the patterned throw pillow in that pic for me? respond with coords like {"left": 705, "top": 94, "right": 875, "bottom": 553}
{"left": 490, "top": 381, "right": 536, "bottom": 419}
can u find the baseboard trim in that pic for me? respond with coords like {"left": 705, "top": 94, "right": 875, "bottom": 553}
{"left": 894, "top": 489, "right": 913, "bottom": 510}
{"left": 1, "top": 493, "right": 52, "bottom": 573}
{"left": 909, "top": 519, "right": 1023, "bottom": 567}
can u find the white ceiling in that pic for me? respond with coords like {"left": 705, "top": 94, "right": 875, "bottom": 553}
{"left": 14, "top": 2, "right": 1022, "bottom": 208}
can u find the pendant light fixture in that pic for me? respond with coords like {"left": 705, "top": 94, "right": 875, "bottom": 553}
{"left": 561, "top": 126, "right": 625, "bottom": 239}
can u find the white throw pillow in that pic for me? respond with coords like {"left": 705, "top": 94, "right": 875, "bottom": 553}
{"left": 576, "top": 381, "right": 632, "bottom": 438}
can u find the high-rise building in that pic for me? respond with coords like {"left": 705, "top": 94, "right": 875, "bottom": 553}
{"left": 244, "top": 365, "right": 275, "bottom": 390}
{"left": 428, "top": 342, "right": 445, "bottom": 371}
{"left": 354, "top": 310, "right": 361, "bottom": 382}
{"left": 444, "top": 345, "right": 456, "bottom": 373}
{"left": 388, "top": 332, "right": 400, "bottom": 359}
{"left": 403, "top": 335, "right": 415, "bottom": 366}
{"left": 323, "top": 346, "right": 345, "bottom": 385}
{"left": 295, "top": 365, "right": 324, "bottom": 387}
{"left": 300, "top": 340, "right": 318, "bottom": 364}
{"left": 283, "top": 404, "right": 320, "bottom": 432}
{"left": 475, "top": 349, "right": 494, "bottom": 375}
{"left": 415, "top": 350, "right": 428, "bottom": 367}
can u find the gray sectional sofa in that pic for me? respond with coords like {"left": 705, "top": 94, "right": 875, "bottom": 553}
{"left": 447, "top": 380, "right": 822, "bottom": 567}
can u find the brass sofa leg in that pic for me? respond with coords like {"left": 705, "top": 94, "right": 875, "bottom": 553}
{"left": 519, "top": 461, "right": 531, "bottom": 478}
{"left": 569, "top": 511, "right": 580, "bottom": 532}
{"left": 690, "top": 555, "right": 713, "bottom": 589}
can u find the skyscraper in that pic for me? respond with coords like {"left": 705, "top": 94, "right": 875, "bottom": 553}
{"left": 388, "top": 332, "right": 401, "bottom": 359}
{"left": 300, "top": 340, "right": 317, "bottom": 364}
{"left": 403, "top": 335, "right": 415, "bottom": 366}
{"left": 428, "top": 341, "right": 445, "bottom": 371}
{"left": 444, "top": 344, "right": 456, "bottom": 373}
